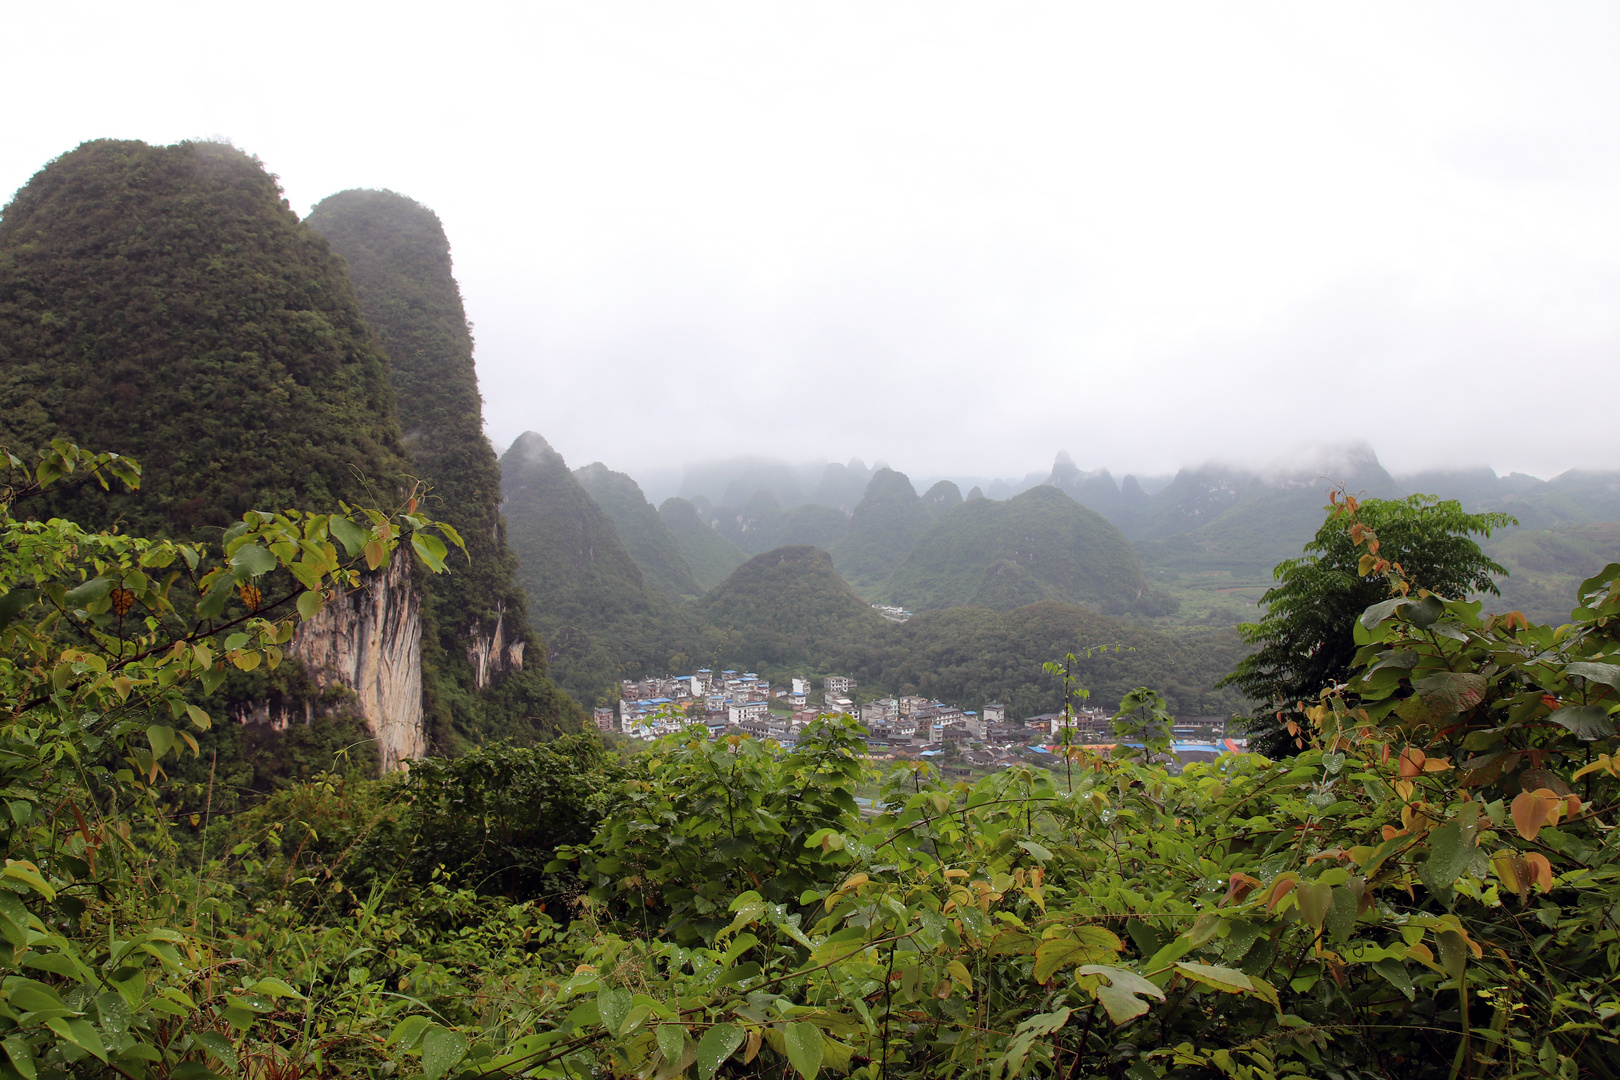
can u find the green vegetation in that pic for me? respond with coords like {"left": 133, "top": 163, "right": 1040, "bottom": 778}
{"left": 659, "top": 496, "right": 749, "bottom": 590}
{"left": 0, "top": 140, "right": 405, "bottom": 535}
{"left": 6, "top": 451, "right": 1615, "bottom": 1078}
{"left": 875, "top": 601, "right": 1248, "bottom": 718}
{"left": 1485, "top": 521, "right": 1620, "bottom": 624}
{"left": 699, "top": 546, "right": 885, "bottom": 669}
{"left": 1224, "top": 493, "right": 1512, "bottom": 755}
{"left": 575, "top": 462, "right": 703, "bottom": 597}
{"left": 500, "top": 432, "right": 707, "bottom": 706}
{"left": 832, "top": 468, "right": 934, "bottom": 591}
{"left": 920, "top": 479, "right": 963, "bottom": 518}
{"left": 775, "top": 503, "right": 850, "bottom": 550}
{"left": 884, "top": 486, "right": 1156, "bottom": 615}
{"left": 305, "top": 188, "right": 574, "bottom": 747}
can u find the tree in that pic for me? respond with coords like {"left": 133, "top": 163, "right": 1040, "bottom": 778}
{"left": 1223, "top": 491, "right": 1513, "bottom": 755}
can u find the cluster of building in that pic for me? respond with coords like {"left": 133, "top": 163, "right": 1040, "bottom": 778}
{"left": 592, "top": 669, "right": 1241, "bottom": 768}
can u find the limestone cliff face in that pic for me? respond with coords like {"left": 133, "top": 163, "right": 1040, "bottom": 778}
{"left": 465, "top": 603, "right": 526, "bottom": 691}
{"left": 286, "top": 550, "right": 425, "bottom": 771}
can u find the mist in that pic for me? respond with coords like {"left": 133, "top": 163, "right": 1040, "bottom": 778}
{"left": 5, "top": 3, "right": 1620, "bottom": 482}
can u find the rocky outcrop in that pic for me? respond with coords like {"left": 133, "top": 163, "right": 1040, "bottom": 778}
{"left": 465, "top": 603, "right": 525, "bottom": 690}
{"left": 285, "top": 550, "right": 425, "bottom": 771}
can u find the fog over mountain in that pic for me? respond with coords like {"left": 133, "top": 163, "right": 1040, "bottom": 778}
{"left": 7, "top": 6, "right": 1620, "bottom": 480}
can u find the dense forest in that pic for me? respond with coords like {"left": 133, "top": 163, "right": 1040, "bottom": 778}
{"left": 0, "top": 140, "right": 404, "bottom": 534}
{"left": 0, "top": 452, "right": 1614, "bottom": 1077}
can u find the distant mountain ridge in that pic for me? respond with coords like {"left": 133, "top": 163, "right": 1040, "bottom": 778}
{"left": 883, "top": 485, "right": 1156, "bottom": 614}
{"left": 575, "top": 462, "right": 703, "bottom": 597}
{"left": 500, "top": 433, "right": 705, "bottom": 706}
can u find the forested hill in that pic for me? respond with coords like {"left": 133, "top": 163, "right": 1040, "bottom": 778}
{"left": 305, "top": 189, "right": 574, "bottom": 746}
{"left": 699, "top": 545, "right": 886, "bottom": 669}
{"left": 0, "top": 139, "right": 404, "bottom": 533}
{"left": 574, "top": 461, "right": 702, "bottom": 597}
{"left": 832, "top": 468, "right": 934, "bottom": 590}
{"left": 883, "top": 485, "right": 1157, "bottom": 615}
{"left": 500, "top": 432, "right": 706, "bottom": 705}
{"left": 658, "top": 496, "right": 748, "bottom": 590}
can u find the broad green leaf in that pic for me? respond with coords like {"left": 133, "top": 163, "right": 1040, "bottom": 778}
{"left": 1077, "top": 966, "right": 1164, "bottom": 1025}
{"left": 1372, "top": 957, "right": 1414, "bottom": 1001}
{"left": 421, "top": 1025, "right": 468, "bottom": 1080}
{"left": 1360, "top": 597, "right": 1408, "bottom": 629}
{"left": 296, "top": 589, "right": 325, "bottom": 621}
{"left": 328, "top": 515, "right": 368, "bottom": 557}
{"left": 1565, "top": 660, "right": 1620, "bottom": 691}
{"left": 3, "top": 861, "right": 56, "bottom": 901}
{"left": 2, "top": 1035, "right": 37, "bottom": 1080}
{"left": 1405, "top": 593, "right": 1445, "bottom": 628}
{"left": 185, "top": 704, "right": 212, "bottom": 731}
{"left": 597, "top": 987, "right": 632, "bottom": 1037}
{"left": 21, "top": 951, "right": 92, "bottom": 982}
{"left": 1034, "top": 929, "right": 1122, "bottom": 983}
{"left": 1324, "top": 888, "right": 1359, "bottom": 944}
{"left": 0, "top": 588, "right": 38, "bottom": 632}
{"left": 386, "top": 1015, "right": 432, "bottom": 1049}
{"left": 1016, "top": 840, "right": 1053, "bottom": 863}
{"left": 63, "top": 577, "right": 112, "bottom": 607}
{"left": 1546, "top": 705, "right": 1614, "bottom": 741}
{"left": 1295, "top": 881, "right": 1330, "bottom": 934}
{"left": 288, "top": 558, "right": 323, "bottom": 590}
{"left": 1410, "top": 672, "right": 1487, "bottom": 721}
{"left": 194, "top": 1030, "right": 236, "bottom": 1067}
{"left": 783, "top": 1021, "right": 823, "bottom": 1080}
{"left": 1173, "top": 962, "right": 1251, "bottom": 994}
{"left": 655, "top": 1022, "right": 687, "bottom": 1067}
{"left": 411, "top": 531, "right": 447, "bottom": 572}
{"left": 696, "top": 1022, "right": 745, "bottom": 1080}
{"left": 249, "top": 977, "right": 303, "bottom": 999}
{"left": 95, "top": 992, "right": 132, "bottom": 1036}
{"left": 147, "top": 725, "right": 175, "bottom": 759}
{"left": 47, "top": 1017, "right": 106, "bottom": 1061}
{"left": 228, "top": 542, "right": 276, "bottom": 579}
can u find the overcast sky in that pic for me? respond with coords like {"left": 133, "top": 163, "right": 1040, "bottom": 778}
{"left": 5, "top": 3, "right": 1619, "bottom": 483}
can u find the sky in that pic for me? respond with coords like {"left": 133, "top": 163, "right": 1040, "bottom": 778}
{"left": 5, "top": 2, "right": 1619, "bottom": 484}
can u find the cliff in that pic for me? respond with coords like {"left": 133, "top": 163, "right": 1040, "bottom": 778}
{"left": 305, "top": 188, "right": 577, "bottom": 745}
{"left": 288, "top": 550, "right": 426, "bottom": 771}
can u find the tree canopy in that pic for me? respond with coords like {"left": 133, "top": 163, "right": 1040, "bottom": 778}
{"left": 1224, "top": 492, "right": 1513, "bottom": 754}
{"left": 0, "top": 140, "right": 405, "bottom": 535}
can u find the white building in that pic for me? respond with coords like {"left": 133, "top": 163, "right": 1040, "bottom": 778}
{"left": 824, "top": 675, "right": 856, "bottom": 696}
{"left": 729, "top": 700, "right": 770, "bottom": 725}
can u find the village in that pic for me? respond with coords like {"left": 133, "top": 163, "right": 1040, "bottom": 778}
{"left": 594, "top": 667, "right": 1243, "bottom": 770}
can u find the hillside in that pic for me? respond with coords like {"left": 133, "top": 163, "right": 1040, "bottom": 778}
{"left": 921, "top": 480, "right": 963, "bottom": 518}
{"left": 0, "top": 139, "right": 404, "bottom": 533}
{"left": 1485, "top": 521, "right": 1620, "bottom": 624}
{"left": 712, "top": 489, "right": 789, "bottom": 555}
{"left": 699, "top": 545, "right": 886, "bottom": 669}
{"left": 775, "top": 503, "right": 850, "bottom": 549}
{"left": 500, "top": 433, "right": 706, "bottom": 705}
{"left": 864, "top": 600, "right": 1249, "bottom": 718}
{"left": 575, "top": 462, "right": 702, "bottom": 597}
{"left": 832, "top": 468, "right": 935, "bottom": 592}
{"left": 883, "top": 485, "right": 1153, "bottom": 614}
{"left": 305, "top": 188, "right": 573, "bottom": 745}
{"left": 658, "top": 497, "right": 749, "bottom": 590}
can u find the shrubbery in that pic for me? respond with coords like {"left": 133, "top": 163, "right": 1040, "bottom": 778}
{"left": 0, "top": 447, "right": 1615, "bottom": 1078}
